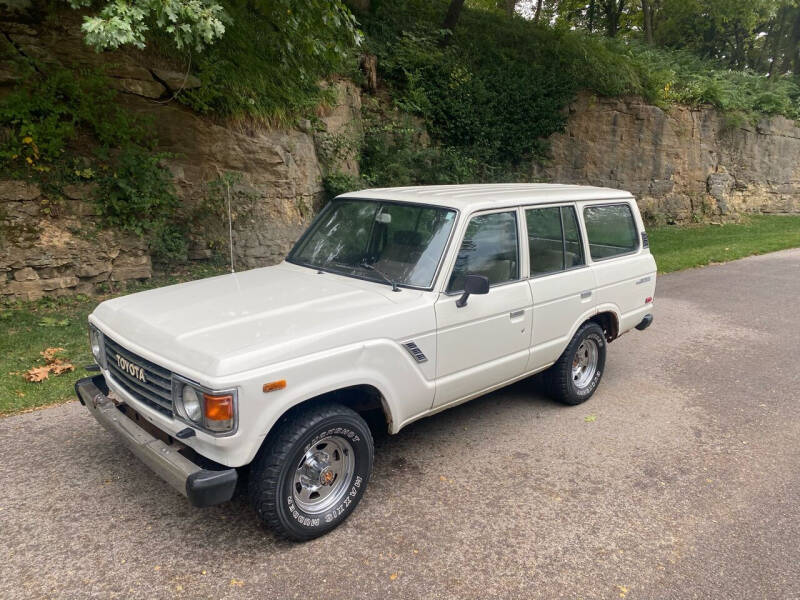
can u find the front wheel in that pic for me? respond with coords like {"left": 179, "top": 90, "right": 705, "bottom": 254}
{"left": 248, "top": 403, "right": 374, "bottom": 541}
{"left": 543, "top": 321, "right": 606, "bottom": 405}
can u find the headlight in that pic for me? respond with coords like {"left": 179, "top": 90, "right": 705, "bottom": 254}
{"left": 89, "top": 325, "right": 106, "bottom": 368}
{"left": 181, "top": 385, "right": 203, "bottom": 423}
{"left": 175, "top": 379, "right": 236, "bottom": 434}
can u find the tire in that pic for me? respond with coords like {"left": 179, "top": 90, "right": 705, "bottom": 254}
{"left": 544, "top": 321, "right": 606, "bottom": 405}
{"left": 248, "top": 403, "right": 374, "bottom": 541}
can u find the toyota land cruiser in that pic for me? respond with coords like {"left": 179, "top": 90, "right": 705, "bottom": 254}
{"left": 76, "top": 184, "right": 656, "bottom": 540}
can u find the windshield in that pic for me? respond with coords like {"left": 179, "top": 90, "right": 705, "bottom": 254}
{"left": 288, "top": 199, "right": 457, "bottom": 289}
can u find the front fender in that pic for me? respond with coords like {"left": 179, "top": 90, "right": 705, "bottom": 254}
{"left": 226, "top": 339, "right": 435, "bottom": 466}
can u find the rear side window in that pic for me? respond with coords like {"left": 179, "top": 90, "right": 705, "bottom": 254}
{"left": 526, "top": 206, "right": 585, "bottom": 276}
{"left": 447, "top": 211, "right": 519, "bottom": 292}
{"left": 583, "top": 204, "right": 639, "bottom": 260}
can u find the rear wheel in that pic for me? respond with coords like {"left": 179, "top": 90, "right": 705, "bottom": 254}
{"left": 248, "top": 403, "right": 374, "bottom": 541}
{"left": 544, "top": 321, "right": 606, "bottom": 405}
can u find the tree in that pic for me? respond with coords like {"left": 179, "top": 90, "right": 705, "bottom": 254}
{"left": 533, "top": 0, "right": 544, "bottom": 21}
{"left": 67, "top": 0, "right": 228, "bottom": 51}
{"left": 67, "top": 0, "right": 360, "bottom": 56}
{"left": 602, "top": 0, "right": 626, "bottom": 36}
{"left": 443, "top": 0, "right": 467, "bottom": 30}
{"left": 640, "top": 0, "right": 656, "bottom": 42}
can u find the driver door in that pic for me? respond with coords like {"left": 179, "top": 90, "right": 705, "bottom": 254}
{"left": 433, "top": 209, "right": 533, "bottom": 408}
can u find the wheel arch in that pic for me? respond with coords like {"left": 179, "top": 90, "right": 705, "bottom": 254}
{"left": 276, "top": 384, "right": 393, "bottom": 434}
{"left": 591, "top": 309, "right": 620, "bottom": 342}
{"left": 246, "top": 381, "right": 397, "bottom": 467}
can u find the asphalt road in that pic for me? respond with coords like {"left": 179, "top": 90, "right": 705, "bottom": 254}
{"left": 2, "top": 249, "right": 800, "bottom": 599}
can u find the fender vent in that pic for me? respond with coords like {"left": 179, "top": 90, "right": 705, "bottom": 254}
{"left": 403, "top": 341, "right": 428, "bottom": 363}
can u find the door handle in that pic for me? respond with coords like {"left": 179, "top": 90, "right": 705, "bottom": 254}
{"left": 580, "top": 290, "right": 592, "bottom": 299}
{"left": 509, "top": 309, "right": 525, "bottom": 319}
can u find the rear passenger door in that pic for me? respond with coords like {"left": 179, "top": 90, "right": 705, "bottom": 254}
{"left": 525, "top": 205, "right": 597, "bottom": 370}
{"left": 583, "top": 202, "right": 654, "bottom": 332}
{"left": 434, "top": 210, "right": 533, "bottom": 408}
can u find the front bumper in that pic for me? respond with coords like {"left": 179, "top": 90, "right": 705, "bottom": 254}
{"left": 75, "top": 375, "right": 237, "bottom": 507}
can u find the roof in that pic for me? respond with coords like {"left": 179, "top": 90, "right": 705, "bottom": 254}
{"left": 341, "top": 184, "right": 633, "bottom": 211}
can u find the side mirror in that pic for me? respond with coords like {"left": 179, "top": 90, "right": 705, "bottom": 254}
{"left": 456, "top": 274, "right": 490, "bottom": 308}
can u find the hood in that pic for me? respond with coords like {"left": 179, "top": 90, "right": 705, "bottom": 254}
{"left": 91, "top": 262, "right": 427, "bottom": 378}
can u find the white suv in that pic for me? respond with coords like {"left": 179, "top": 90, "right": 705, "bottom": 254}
{"left": 76, "top": 184, "right": 656, "bottom": 540}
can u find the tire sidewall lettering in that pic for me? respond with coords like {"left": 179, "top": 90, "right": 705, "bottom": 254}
{"left": 284, "top": 425, "right": 368, "bottom": 531}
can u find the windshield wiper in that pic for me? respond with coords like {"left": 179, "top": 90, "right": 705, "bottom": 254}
{"left": 320, "top": 259, "right": 400, "bottom": 292}
{"left": 359, "top": 260, "right": 400, "bottom": 292}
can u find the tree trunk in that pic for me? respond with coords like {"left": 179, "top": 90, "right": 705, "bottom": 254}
{"left": 605, "top": 0, "right": 625, "bottom": 38}
{"left": 442, "top": 0, "right": 466, "bottom": 31}
{"left": 359, "top": 54, "right": 378, "bottom": 93}
{"left": 790, "top": 9, "right": 800, "bottom": 75}
{"left": 504, "top": 0, "right": 517, "bottom": 17}
{"left": 587, "top": 0, "right": 596, "bottom": 33}
{"left": 533, "top": 0, "right": 543, "bottom": 22}
{"left": 641, "top": 0, "right": 653, "bottom": 44}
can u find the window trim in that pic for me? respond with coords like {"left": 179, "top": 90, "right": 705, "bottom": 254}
{"left": 582, "top": 201, "right": 641, "bottom": 263}
{"left": 443, "top": 207, "right": 523, "bottom": 295}
{"left": 524, "top": 203, "right": 589, "bottom": 280}
{"left": 286, "top": 197, "right": 461, "bottom": 292}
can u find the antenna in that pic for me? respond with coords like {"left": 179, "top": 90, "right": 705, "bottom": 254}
{"left": 225, "top": 177, "right": 235, "bottom": 273}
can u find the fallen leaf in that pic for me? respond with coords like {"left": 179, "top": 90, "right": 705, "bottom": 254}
{"left": 22, "top": 348, "right": 74, "bottom": 382}
{"left": 230, "top": 579, "right": 244, "bottom": 587}
{"left": 51, "top": 362, "right": 75, "bottom": 375}
{"left": 584, "top": 414, "right": 597, "bottom": 423}
{"left": 41, "top": 347, "right": 65, "bottom": 362}
{"left": 618, "top": 585, "right": 629, "bottom": 598}
{"left": 24, "top": 366, "right": 51, "bottom": 382}
{"left": 389, "top": 573, "right": 398, "bottom": 581}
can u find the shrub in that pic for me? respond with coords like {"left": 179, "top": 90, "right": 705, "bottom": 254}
{"left": 94, "top": 146, "right": 187, "bottom": 262}
{"left": 322, "top": 171, "right": 363, "bottom": 201}
{"left": 0, "top": 64, "right": 187, "bottom": 262}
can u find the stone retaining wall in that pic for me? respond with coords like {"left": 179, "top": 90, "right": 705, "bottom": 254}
{"left": 535, "top": 92, "right": 800, "bottom": 222}
{"left": 0, "top": 181, "right": 151, "bottom": 300}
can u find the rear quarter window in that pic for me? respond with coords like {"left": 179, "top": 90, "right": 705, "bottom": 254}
{"left": 583, "top": 203, "right": 639, "bottom": 260}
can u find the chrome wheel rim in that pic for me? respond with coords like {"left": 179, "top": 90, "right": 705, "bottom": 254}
{"left": 572, "top": 338, "right": 599, "bottom": 389}
{"left": 292, "top": 436, "right": 355, "bottom": 515}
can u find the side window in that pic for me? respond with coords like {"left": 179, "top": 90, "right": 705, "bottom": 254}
{"left": 447, "top": 211, "right": 519, "bottom": 292}
{"left": 583, "top": 204, "right": 639, "bottom": 260}
{"left": 526, "top": 205, "right": 585, "bottom": 276}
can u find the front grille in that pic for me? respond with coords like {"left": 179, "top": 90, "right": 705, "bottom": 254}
{"left": 104, "top": 335, "right": 174, "bottom": 417}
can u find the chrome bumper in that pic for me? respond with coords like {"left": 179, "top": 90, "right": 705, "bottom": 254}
{"left": 75, "top": 375, "right": 237, "bottom": 507}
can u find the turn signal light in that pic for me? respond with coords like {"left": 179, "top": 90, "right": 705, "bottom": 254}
{"left": 645, "top": 296, "right": 653, "bottom": 304}
{"left": 203, "top": 393, "right": 234, "bottom": 421}
{"left": 263, "top": 380, "right": 287, "bottom": 393}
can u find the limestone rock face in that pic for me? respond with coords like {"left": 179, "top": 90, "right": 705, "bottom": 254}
{"left": 119, "top": 95, "right": 326, "bottom": 269}
{"left": 315, "top": 79, "right": 363, "bottom": 178}
{"left": 535, "top": 92, "right": 800, "bottom": 222}
{"left": 0, "top": 185, "right": 151, "bottom": 300}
